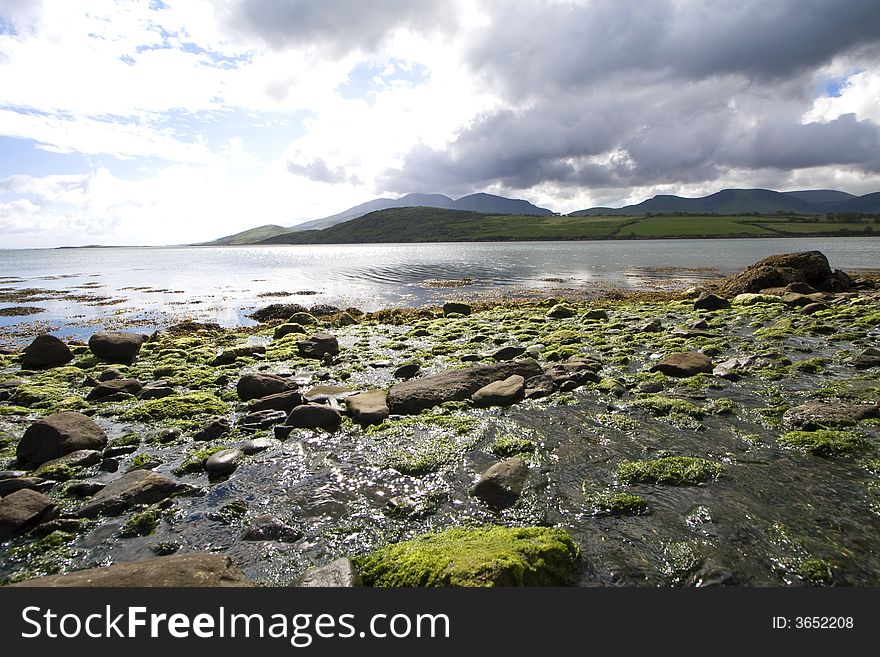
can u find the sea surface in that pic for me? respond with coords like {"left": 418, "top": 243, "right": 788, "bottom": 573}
{"left": 0, "top": 237, "right": 877, "bottom": 345}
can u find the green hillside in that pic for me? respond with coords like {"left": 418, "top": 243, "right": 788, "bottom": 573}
{"left": 202, "top": 224, "right": 292, "bottom": 245}
{"left": 258, "top": 207, "right": 876, "bottom": 244}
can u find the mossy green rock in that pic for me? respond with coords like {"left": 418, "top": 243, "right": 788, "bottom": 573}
{"left": 354, "top": 526, "right": 579, "bottom": 587}
{"left": 617, "top": 456, "right": 723, "bottom": 486}
{"left": 122, "top": 392, "right": 227, "bottom": 422}
{"left": 778, "top": 430, "right": 866, "bottom": 457}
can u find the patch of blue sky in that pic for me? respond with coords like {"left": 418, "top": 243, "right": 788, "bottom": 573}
{"left": 0, "top": 136, "right": 90, "bottom": 178}
{"left": 149, "top": 0, "right": 168, "bottom": 10}
{"left": 180, "top": 42, "right": 252, "bottom": 69}
{"left": 154, "top": 107, "right": 310, "bottom": 160}
{"left": 338, "top": 60, "right": 429, "bottom": 102}
{"left": 0, "top": 16, "right": 17, "bottom": 35}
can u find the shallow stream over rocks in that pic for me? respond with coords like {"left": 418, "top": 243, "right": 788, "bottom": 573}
{"left": 1, "top": 278, "right": 878, "bottom": 586}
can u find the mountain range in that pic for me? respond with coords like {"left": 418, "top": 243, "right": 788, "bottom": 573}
{"left": 203, "top": 188, "right": 880, "bottom": 245}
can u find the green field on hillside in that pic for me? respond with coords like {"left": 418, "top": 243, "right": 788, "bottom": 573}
{"left": 258, "top": 207, "right": 877, "bottom": 244}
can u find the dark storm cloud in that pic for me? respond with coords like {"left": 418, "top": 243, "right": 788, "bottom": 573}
{"left": 384, "top": 0, "right": 880, "bottom": 197}
{"left": 228, "top": 0, "right": 457, "bottom": 54}
{"left": 287, "top": 157, "right": 361, "bottom": 184}
{"left": 468, "top": 0, "right": 880, "bottom": 96}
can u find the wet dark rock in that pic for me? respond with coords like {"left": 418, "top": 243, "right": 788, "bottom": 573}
{"left": 0, "top": 379, "right": 24, "bottom": 402}
{"left": 393, "top": 363, "right": 421, "bottom": 379}
{"left": 309, "top": 304, "right": 341, "bottom": 316}
{"left": 77, "top": 470, "right": 186, "bottom": 518}
{"left": 17, "top": 411, "right": 108, "bottom": 468}
{"left": 88, "top": 331, "right": 147, "bottom": 364}
{"left": 238, "top": 437, "right": 274, "bottom": 455}
{"left": 720, "top": 251, "right": 848, "bottom": 295}
{"left": 237, "top": 409, "right": 287, "bottom": 430}
{"left": 785, "top": 281, "right": 817, "bottom": 294}
{"left": 693, "top": 292, "right": 730, "bottom": 311}
{"left": 472, "top": 375, "right": 525, "bottom": 407}
{"left": 274, "top": 425, "right": 295, "bottom": 440}
{"left": 0, "top": 476, "right": 52, "bottom": 495}
{"left": 649, "top": 352, "right": 713, "bottom": 378}
{"left": 387, "top": 359, "right": 542, "bottom": 414}
{"left": 241, "top": 514, "right": 302, "bottom": 542}
{"left": 99, "top": 367, "right": 123, "bottom": 381}
{"left": 546, "top": 303, "right": 576, "bottom": 319}
{"left": 783, "top": 401, "right": 879, "bottom": 430}
{"left": 545, "top": 360, "right": 601, "bottom": 387}
{"left": 193, "top": 416, "right": 230, "bottom": 442}
{"left": 249, "top": 303, "right": 308, "bottom": 322}
{"left": 800, "top": 302, "right": 829, "bottom": 315}
{"left": 443, "top": 302, "right": 471, "bottom": 316}
{"left": 637, "top": 381, "right": 665, "bottom": 393}
{"left": 152, "top": 428, "right": 181, "bottom": 443}
{"left": 21, "top": 334, "right": 73, "bottom": 369}
{"left": 851, "top": 347, "right": 880, "bottom": 369}
{"left": 781, "top": 292, "right": 818, "bottom": 307}
{"left": 273, "top": 323, "right": 307, "bottom": 340}
{"left": 298, "top": 332, "right": 339, "bottom": 359}
{"left": 346, "top": 390, "right": 390, "bottom": 426}
{"left": 8, "top": 554, "right": 254, "bottom": 587}
{"left": 99, "top": 458, "right": 119, "bottom": 472}
{"left": 470, "top": 458, "right": 529, "bottom": 510}
{"left": 65, "top": 481, "right": 106, "bottom": 497}
{"left": 138, "top": 385, "right": 176, "bottom": 400}
{"left": 293, "top": 558, "right": 363, "bottom": 587}
{"left": 637, "top": 319, "right": 663, "bottom": 333}
{"left": 491, "top": 345, "right": 527, "bottom": 361}
{"left": 211, "top": 344, "right": 266, "bottom": 366}
{"left": 247, "top": 389, "right": 305, "bottom": 413}
{"left": 40, "top": 449, "right": 102, "bottom": 469}
{"left": 205, "top": 448, "right": 243, "bottom": 476}
{"left": 459, "top": 354, "right": 482, "bottom": 362}
{"left": 690, "top": 319, "right": 710, "bottom": 330}
{"left": 285, "top": 403, "right": 343, "bottom": 432}
{"left": 103, "top": 444, "right": 139, "bottom": 458}
{"left": 671, "top": 328, "right": 719, "bottom": 339}
{"left": 86, "top": 378, "right": 143, "bottom": 401}
{"left": 0, "top": 489, "right": 59, "bottom": 538}
{"left": 524, "top": 374, "right": 554, "bottom": 399}
{"left": 236, "top": 372, "right": 296, "bottom": 401}
{"left": 32, "top": 517, "right": 89, "bottom": 536}
{"left": 0, "top": 469, "right": 28, "bottom": 480}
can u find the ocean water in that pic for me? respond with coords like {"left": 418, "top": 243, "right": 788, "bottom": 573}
{"left": 0, "top": 237, "right": 877, "bottom": 344}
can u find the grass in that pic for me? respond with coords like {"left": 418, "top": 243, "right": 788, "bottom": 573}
{"left": 257, "top": 207, "right": 871, "bottom": 244}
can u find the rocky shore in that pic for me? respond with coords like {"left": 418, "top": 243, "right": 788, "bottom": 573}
{"left": 0, "top": 251, "right": 878, "bottom": 587}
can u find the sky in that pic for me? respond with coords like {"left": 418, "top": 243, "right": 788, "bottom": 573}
{"left": 1, "top": 0, "right": 879, "bottom": 248}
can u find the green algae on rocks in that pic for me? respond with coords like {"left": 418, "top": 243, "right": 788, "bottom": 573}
{"left": 617, "top": 456, "right": 724, "bottom": 486}
{"left": 122, "top": 392, "right": 227, "bottom": 423}
{"left": 778, "top": 430, "right": 866, "bottom": 457}
{"left": 354, "top": 526, "right": 579, "bottom": 587}
{"left": 585, "top": 491, "right": 651, "bottom": 516}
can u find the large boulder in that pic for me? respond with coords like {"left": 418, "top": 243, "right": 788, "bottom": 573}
{"left": 247, "top": 389, "right": 305, "bottom": 413}
{"left": 720, "top": 251, "right": 849, "bottom": 296}
{"left": 649, "top": 352, "right": 713, "bottom": 378}
{"left": 443, "top": 302, "right": 471, "bottom": 317}
{"left": 471, "top": 375, "right": 525, "bottom": 407}
{"left": 354, "top": 526, "right": 579, "bottom": 587}
{"left": 285, "top": 403, "right": 343, "bottom": 432}
{"left": 236, "top": 373, "right": 296, "bottom": 401}
{"left": 17, "top": 412, "right": 108, "bottom": 467}
{"left": 20, "top": 334, "right": 73, "bottom": 369}
{"left": 8, "top": 554, "right": 253, "bottom": 587}
{"left": 388, "top": 360, "right": 543, "bottom": 414}
{"left": 248, "top": 303, "right": 308, "bottom": 323}
{"left": 77, "top": 470, "right": 186, "bottom": 517}
{"left": 0, "top": 489, "right": 58, "bottom": 539}
{"left": 470, "top": 458, "right": 529, "bottom": 509}
{"left": 298, "top": 332, "right": 339, "bottom": 359}
{"left": 346, "top": 390, "right": 390, "bottom": 426}
{"left": 88, "top": 331, "right": 147, "bottom": 364}
{"left": 783, "top": 401, "right": 879, "bottom": 431}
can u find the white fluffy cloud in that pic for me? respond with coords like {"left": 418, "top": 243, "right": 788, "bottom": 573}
{"left": 1, "top": 0, "right": 879, "bottom": 247}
